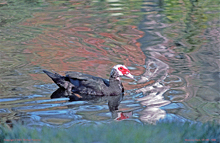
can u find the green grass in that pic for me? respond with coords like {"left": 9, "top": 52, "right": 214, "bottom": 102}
{"left": 0, "top": 121, "right": 219, "bottom": 143}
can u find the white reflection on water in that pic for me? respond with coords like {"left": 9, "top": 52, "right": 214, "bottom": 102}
{"left": 134, "top": 57, "right": 171, "bottom": 124}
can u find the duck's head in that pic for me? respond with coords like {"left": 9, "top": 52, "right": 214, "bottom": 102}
{"left": 110, "top": 65, "right": 134, "bottom": 80}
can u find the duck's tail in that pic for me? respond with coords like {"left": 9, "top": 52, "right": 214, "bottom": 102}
{"left": 43, "top": 70, "right": 73, "bottom": 92}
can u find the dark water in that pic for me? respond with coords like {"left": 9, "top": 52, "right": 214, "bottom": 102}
{"left": 0, "top": 0, "right": 219, "bottom": 127}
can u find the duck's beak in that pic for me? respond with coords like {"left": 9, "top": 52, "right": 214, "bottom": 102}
{"left": 125, "top": 73, "right": 134, "bottom": 79}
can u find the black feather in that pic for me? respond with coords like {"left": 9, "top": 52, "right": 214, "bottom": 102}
{"left": 43, "top": 69, "right": 124, "bottom": 97}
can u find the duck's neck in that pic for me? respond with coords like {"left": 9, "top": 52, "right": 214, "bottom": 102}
{"left": 109, "top": 70, "right": 122, "bottom": 89}
{"left": 108, "top": 68, "right": 122, "bottom": 89}
{"left": 109, "top": 77, "right": 120, "bottom": 86}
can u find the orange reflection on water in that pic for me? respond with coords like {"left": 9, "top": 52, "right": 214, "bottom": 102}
{"left": 21, "top": 1, "right": 146, "bottom": 88}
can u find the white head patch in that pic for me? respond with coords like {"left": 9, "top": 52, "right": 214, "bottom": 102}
{"left": 113, "top": 65, "right": 128, "bottom": 76}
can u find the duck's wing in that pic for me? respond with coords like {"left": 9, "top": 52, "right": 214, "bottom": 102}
{"left": 65, "top": 71, "right": 109, "bottom": 96}
{"left": 43, "top": 70, "right": 70, "bottom": 88}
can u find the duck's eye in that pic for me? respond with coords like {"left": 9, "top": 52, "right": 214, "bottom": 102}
{"left": 119, "top": 67, "right": 123, "bottom": 70}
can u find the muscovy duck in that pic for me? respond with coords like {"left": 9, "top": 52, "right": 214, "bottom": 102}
{"left": 43, "top": 65, "right": 134, "bottom": 97}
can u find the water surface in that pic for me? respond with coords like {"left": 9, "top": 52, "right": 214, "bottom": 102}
{"left": 0, "top": 0, "right": 219, "bottom": 127}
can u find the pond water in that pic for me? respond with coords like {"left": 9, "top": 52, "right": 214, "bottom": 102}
{"left": 0, "top": 0, "right": 219, "bottom": 127}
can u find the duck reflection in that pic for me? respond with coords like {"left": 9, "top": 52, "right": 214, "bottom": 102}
{"left": 50, "top": 88, "right": 126, "bottom": 119}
